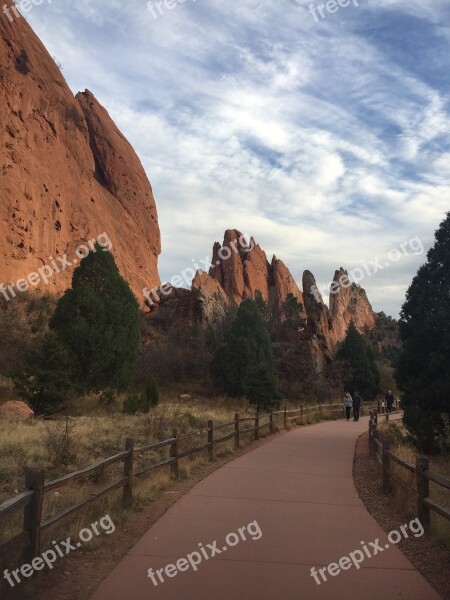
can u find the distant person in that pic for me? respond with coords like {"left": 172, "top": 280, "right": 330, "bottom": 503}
{"left": 353, "top": 391, "right": 363, "bottom": 422}
{"left": 343, "top": 393, "right": 353, "bottom": 421}
{"left": 385, "top": 390, "right": 394, "bottom": 413}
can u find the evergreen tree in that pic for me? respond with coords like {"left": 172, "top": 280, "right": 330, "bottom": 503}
{"left": 336, "top": 321, "right": 380, "bottom": 400}
{"left": 50, "top": 245, "right": 140, "bottom": 392}
{"left": 14, "top": 331, "right": 74, "bottom": 415}
{"left": 211, "top": 299, "right": 281, "bottom": 409}
{"left": 396, "top": 213, "right": 450, "bottom": 451}
{"left": 282, "top": 293, "right": 305, "bottom": 332}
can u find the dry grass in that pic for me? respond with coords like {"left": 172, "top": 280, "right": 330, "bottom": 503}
{"left": 377, "top": 421, "right": 450, "bottom": 549}
{"left": 0, "top": 393, "right": 343, "bottom": 569}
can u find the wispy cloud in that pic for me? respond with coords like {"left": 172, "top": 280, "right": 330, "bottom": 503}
{"left": 25, "top": 0, "right": 450, "bottom": 316}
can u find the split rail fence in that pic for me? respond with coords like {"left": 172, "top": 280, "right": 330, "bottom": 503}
{"left": 369, "top": 410, "right": 450, "bottom": 528}
{"left": 0, "top": 402, "right": 344, "bottom": 563}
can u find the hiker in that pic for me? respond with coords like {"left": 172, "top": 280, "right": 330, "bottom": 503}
{"left": 385, "top": 390, "right": 394, "bottom": 413}
{"left": 353, "top": 391, "right": 363, "bottom": 422}
{"left": 343, "top": 393, "right": 353, "bottom": 421}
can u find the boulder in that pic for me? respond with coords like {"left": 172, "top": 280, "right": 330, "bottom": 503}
{"left": 0, "top": 401, "right": 34, "bottom": 421}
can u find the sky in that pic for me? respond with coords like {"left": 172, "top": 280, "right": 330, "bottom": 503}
{"left": 24, "top": 0, "right": 450, "bottom": 317}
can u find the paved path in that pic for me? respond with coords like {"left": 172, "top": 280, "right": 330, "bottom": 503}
{"left": 90, "top": 416, "right": 441, "bottom": 600}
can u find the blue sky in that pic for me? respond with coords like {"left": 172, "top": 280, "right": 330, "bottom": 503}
{"left": 25, "top": 0, "right": 450, "bottom": 316}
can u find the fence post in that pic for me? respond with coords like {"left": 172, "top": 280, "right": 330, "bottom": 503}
{"left": 269, "top": 410, "right": 274, "bottom": 434}
{"left": 208, "top": 420, "right": 214, "bottom": 461}
{"left": 300, "top": 405, "right": 303, "bottom": 418}
{"left": 255, "top": 413, "right": 259, "bottom": 440}
{"left": 170, "top": 428, "right": 179, "bottom": 479}
{"left": 416, "top": 456, "right": 430, "bottom": 528}
{"left": 382, "top": 440, "right": 391, "bottom": 493}
{"left": 122, "top": 438, "right": 134, "bottom": 508}
{"left": 234, "top": 413, "right": 240, "bottom": 449}
{"left": 284, "top": 407, "right": 287, "bottom": 429}
{"left": 23, "top": 468, "right": 45, "bottom": 562}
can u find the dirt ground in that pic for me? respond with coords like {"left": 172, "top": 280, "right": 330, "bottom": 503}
{"left": 353, "top": 431, "right": 450, "bottom": 600}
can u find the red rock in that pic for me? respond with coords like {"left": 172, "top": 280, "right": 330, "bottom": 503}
{"left": 302, "top": 270, "right": 333, "bottom": 340}
{"left": 208, "top": 231, "right": 303, "bottom": 311}
{"left": 192, "top": 270, "right": 229, "bottom": 323}
{"left": 0, "top": 400, "right": 34, "bottom": 421}
{"left": 271, "top": 256, "right": 306, "bottom": 317}
{"left": 0, "top": 5, "right": 160, "bottom": 302}
{"left": 329, "top": 268, "right": 376, "bottom": 343}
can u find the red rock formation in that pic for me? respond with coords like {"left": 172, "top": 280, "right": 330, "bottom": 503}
{"left": 0, "top": 4, "right": 160, "bottom": 302}
{"left": 209, "top": 230, "right": 270, "bottom": 303}
{"left": 302, "top": 270, "right": 334, "bottom": 364}
{"left": 192, "top": 270, "right": 229, "bottom": 324}
{"left": 302, "top": 271, "right": 332, "bottom": 338}
{"left": 271, "top": 256, "right": 306, "bottom": 317}
{"left": 329, "top": 268, "right": 376, "bottom": 343}
{"left": 208, "top": 231, "right": 304, "bottom": 314}
{"left": 0, "top": 400, "right": 34, "bottom": 421}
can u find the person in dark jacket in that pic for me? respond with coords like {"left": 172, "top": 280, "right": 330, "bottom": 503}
{"left": 353, "top": 391, "right": 363, "bottom": 422}
{"left": 385, "top": 390, "right": 394, "bottom": 413}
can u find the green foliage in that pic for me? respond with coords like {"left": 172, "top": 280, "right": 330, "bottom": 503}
{"left": 14, "top": 331, "right": 74, "bottom": 415}
{"left": 51, "top": 245, "right": 140, "bottom": 393}
{"left": 211, "top": 299, "right": 281, "bottom": 409}
{"left": 281, "top": 293, "right": 305, "bottom": 332}
{"left": 336, "top": 321, "right": 380, "bottom": 400}
{"left": 15, "top": 50, "right": 30, "bottom": 75}
{"left": 396, "top": 212, "right": 450, "bottom": 452}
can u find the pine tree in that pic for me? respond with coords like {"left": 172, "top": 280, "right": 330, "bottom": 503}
{"left": 211, "top": 299, "right": 281, "bottom": 409}
{"left": 50, "top": 245, "right": 140, "bottom": 392}
{"left": 396, "top": 213, "right": 450, "bottom": 451}
{"left": 336, "top": 321, "right": 380, "bottom": 400}
{"left": 14, "top": 331, "right": 74, "bottom": 415}
{"left": 282, "top": 293, "right": 305, "bottom": 331}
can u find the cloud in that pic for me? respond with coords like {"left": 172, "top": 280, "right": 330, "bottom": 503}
{"left": 24, "top": 0, "right": 450, "bottom": 317}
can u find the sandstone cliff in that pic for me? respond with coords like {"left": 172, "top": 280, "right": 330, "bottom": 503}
{"left": 208, "top": 230, "right": 305, "bottom": 314}
{"left": 0, "top": 3, "right": 160, "bottom": 300}
{"left": 329, "top": 268, "right": 376, "bottom": 343}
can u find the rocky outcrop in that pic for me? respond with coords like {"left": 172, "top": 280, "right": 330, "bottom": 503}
{"left": 0, "top": 4, "right": 160, "bottom": 301}
{"left": 208, "top": 230, "right": 305, "bottom": 315}
{"left": 302, "top": 271, "right": 332, "bottom": 338}
{"left": 329, "top": 268, "right": 376, "bottom": 343}
{"left": 209, "top": 230, "right": 270, "bottom": 303}
{"left": 271, "top": 256, "right": 306, "bottom": 317}
{"left": 192, "top": 270, "right": 229, "bottom": 324}
{"left": 0, "top": 400, "right": 34, "bottom": 421}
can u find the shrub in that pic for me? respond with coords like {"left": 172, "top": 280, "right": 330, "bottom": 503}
{"left": 123, "top": 390, "right": 152, "bottom": 415}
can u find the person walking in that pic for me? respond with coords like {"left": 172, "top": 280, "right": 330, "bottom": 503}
{"left": 385, "top": 390, "right": 394, "bottom": 413}
{"left": 343, "top": 393, "right": 353, "bottom": 421}
{"left": 353, "top": 391, "right": 363, "bottom": 422}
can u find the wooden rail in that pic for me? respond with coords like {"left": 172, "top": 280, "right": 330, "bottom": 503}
{"left": 0, "top": 402, "right": 343, "bottom": 563}
{"left": 368, "top": 410, "right": 450, "bottom": 527}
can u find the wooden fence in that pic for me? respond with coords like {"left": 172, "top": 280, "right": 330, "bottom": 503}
{"left": 368, "top": 410, "right": 450, "bottom": 527}
{"left": 0, "top": 402, "right": 344, "bottom": 563}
